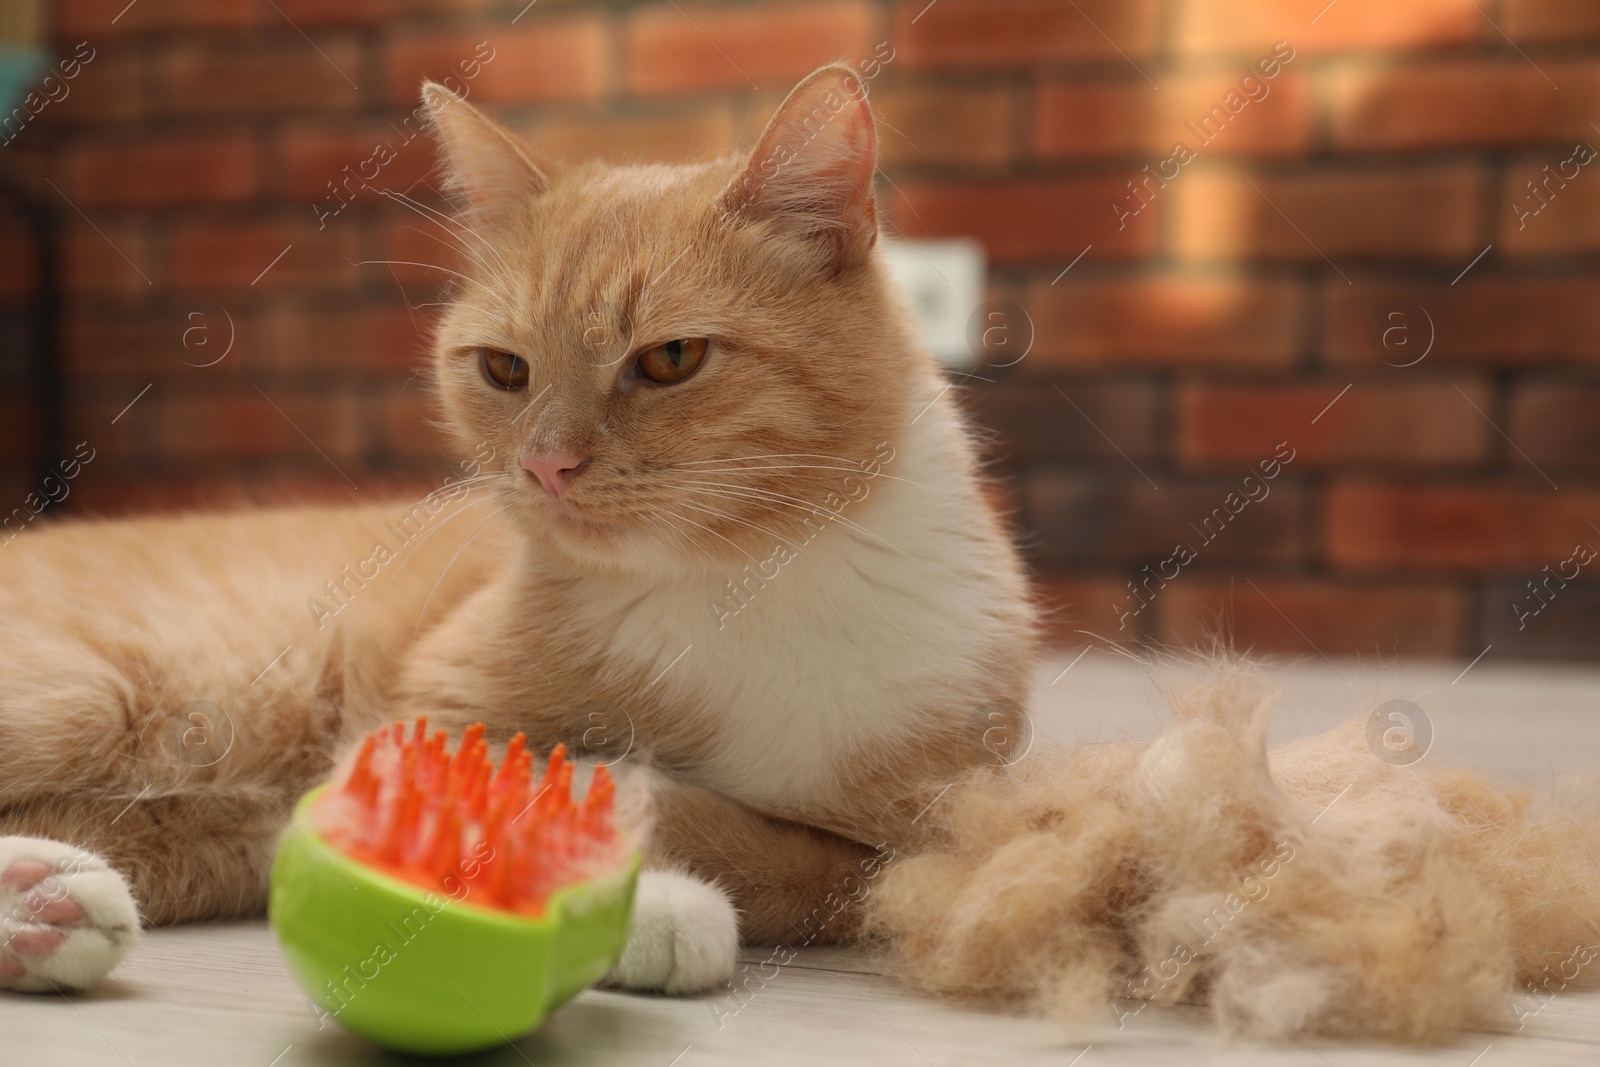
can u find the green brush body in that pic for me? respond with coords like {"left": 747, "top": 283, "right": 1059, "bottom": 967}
{"left": 268, "top": 720, "right": 638, "bottom": 1055}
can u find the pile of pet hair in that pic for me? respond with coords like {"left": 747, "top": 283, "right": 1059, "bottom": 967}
{"left": 868, "top": 666, "right": 1600, "bottom": 1041}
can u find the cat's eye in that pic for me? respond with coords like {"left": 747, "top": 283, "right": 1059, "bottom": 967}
{"left": 636, "top": 338, "right": 709, "bottom": 385}
{"left": 480, "top": 348, "right": 529, "bottom": 390}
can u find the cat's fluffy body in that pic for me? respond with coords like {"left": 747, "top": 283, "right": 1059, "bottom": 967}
{"left": 0, "top": 66, "right": 1034, "bottom": 991}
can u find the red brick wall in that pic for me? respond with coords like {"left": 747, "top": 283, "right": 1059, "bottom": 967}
{"left": 4, "top": 0, "right": 1597, "bottom": 662}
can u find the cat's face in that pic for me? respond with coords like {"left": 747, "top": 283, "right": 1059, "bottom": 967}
{"left": 423, "top": 67, "right": 917, "bottom": 573}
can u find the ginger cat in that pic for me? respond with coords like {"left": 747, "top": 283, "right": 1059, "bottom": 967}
{"left": 0, "top": 65, "right": 1035, "bottom": 995}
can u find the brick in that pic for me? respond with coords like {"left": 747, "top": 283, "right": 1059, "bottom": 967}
{"left": 36, "top": 50, "right": 143, "bottom": 127}
{"left": 895, "top": 0, "right": 1158, "bottom": 69}
{"left": 0, "top": 479, "right": 27, "bottom": 519}
{"left": 386, "top": 21, "right": 607, "bottom": 106}
{"left": 0, "top": 152, "right": 43, "bottom": 198}
{"left": 57, "top": 0, "right": 256, "bottom": 35}
{"left": 65, "top": 312, "right": 249, "bottom": 378}
{"left": 627, "top": 1, "right": 873, "bottom": 96}
{"left": 0, "top": 336, "right": 26, "bottom": 416}
{"left": 1174, "top": 0, "right": 1480, "bottom": 56}
{"left": 1481, "top": 578, "right": 1600, "bottom": 660}
{"left": 1171, "top": 166, "right": 1484, "bottom": 263}
{"left": 1327, "top": 484, "right": 1600, "bottom": 570}
{"left": 156, "top": 390, "right": 363, "bottom": 463}
{"left": 278, "top": 121, "right": 438, "bottom": 203}
{"left": 874, "top": 84, "right": 1014, "bottom": 167}
{"left": 274, "top": 0, "right": 393, "bottom": 25}
{"left": 1500, "top": 152, "right": 1600, "bottom": 256}
{"left": 1037, "top": 73, "right": 1311, "bottom": 160}
{"left": 527, "top": 109, "right": 736, "bottom": 165}
{"left": 961, "top": 382, "right": 1159, "bottom": 467}
{"left": 1508, "top": 382, "right": 1600, "bottom": 470}
{"left": 169, "top": 221, "right": 360, "bottom": 292}
{"left": 1504, "top": 0, "right": 1600, "bottom": 42}
{"left": 0, "top": 227, "right": 33, "bottom": 301}
{"left": 1027, "top": 473, "right": 1309, "bottom": 569}
{"left": 387, "top": 0, "right": 495, "bottom": 13}
{"left": 1026, "top": 276, "right": 1301, "bottom": 369}
{"left": 888, "top": 178, "right": 1158, "bottom": 265}
{"left": 65, "top": 222, "right": 156, "bottom": 297}
{"left": 60, "top": 133, "right": 257, "bottom": 209}
{"left": 58, "top": 389, "right": 154, "bottom": 471}
{"left": 155, "top": 40, "right": 363, "bottom": 115}
{"left": 1330, "top": 61, "right": 1600, "bottom": 151}
{"left": 0, "top": 315, "right": 32, "bottom": 382}
{"left": 1177, "top": 381, "right": 1492, "bottom": 468}
{"left": 171, "top": 305, "right": 251, "bottom": 377}
{"left": 1159, "top": 580, "right": 1465, "bottom": 657}
{"left": 258, "top": 305, "right": 432, "bottom": 373}
{"left": 1325, "top": 279, "right": 1600, "bottom": 366}
{"left": 0, "top": 400, "right": 34, "bottom": 460}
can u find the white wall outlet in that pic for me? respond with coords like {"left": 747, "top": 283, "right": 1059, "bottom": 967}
{"left": 880, "top": 236, "right": 985, "bottom": 368}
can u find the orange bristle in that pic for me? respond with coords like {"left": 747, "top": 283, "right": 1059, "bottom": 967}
{"left": 345, "top": 734, "right": 376, "bottom": 797}
{"left": 312, "top": 722, "right": 625, "bottom": 915}
{"left": 493, "top": 733, "right": 527, "bottom": 793}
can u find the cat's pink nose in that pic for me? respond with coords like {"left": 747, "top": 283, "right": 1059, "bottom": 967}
{"left": 521, "top": 452, "right": 590, "bottom": 496}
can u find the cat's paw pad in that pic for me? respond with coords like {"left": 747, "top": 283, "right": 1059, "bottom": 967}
{"left": 603, "top": 870, "right": 737, "bottom": 995}
{"left": 0, "top": 836, "right": 139, "bottom": 993}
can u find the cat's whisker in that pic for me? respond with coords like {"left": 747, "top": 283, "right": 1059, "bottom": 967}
{"left": 387, "top": 467, "right": 518, "bottom": 506}
{"left": 373, "top": 475, "right": 504, "bottom": 527}
{"left": 348, "top": 258, "right": 500, "bottom": 298}
{"left": 383, "top": 485, "right": 513, "bottom": 579}
{"left": 666, "top": 480, "right": 909, "bottom": 559}
{"left": 672, "top": 463, "right": 933, "bottom": 492}
{"left": 673, "top": 499, "right": 810, "bottom": 560}
{"left": 392, "top": 224, "right": 512, "bottom": 300}
{"left": 410, "top": 502, "right": 513, "bottom": 638}
{"left": 647, "top": 505, "right": 769, "bottom": 572}
{"left": 667, "top": 478, "right": 879, "bottom": 542}
{"left": 387, "top": 495, "right": 508, "bottom": 565}
{"left": 675, "top": 453, "right": 883, "bottom": 466}
{"left": 642, "top": 505, "right": 720, "bottom": 566}
{"left": 378, "top": 188, "right": 516, "bottom": 281}
{"left": 382, "top": 196, "right": 506, "bottom": 278}
{"left": 445, "top": 471, "right": 515, "bottom": 487}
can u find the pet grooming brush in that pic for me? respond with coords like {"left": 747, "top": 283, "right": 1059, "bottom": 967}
{"left": 269, "top": 719, "right": 639, "bottom": 1055}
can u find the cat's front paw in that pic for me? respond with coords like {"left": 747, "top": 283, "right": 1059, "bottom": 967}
{"left": 604, "top": 869, "right": 737, "bottom": 995}
{"left": 0, "top": 836, "right": 139, "bottom": 993}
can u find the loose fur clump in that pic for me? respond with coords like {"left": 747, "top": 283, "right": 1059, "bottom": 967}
{"left": 867, "top": 666, "right": 1600, "bottom": 1042}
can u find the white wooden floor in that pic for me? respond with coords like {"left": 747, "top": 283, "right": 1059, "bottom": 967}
{"left": 15, "top": 651, "right": 1600, "bottom": 1066}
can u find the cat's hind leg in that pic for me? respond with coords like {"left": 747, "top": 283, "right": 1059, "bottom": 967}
{"left": 0, "top": 836, "right": 138, "bottom": 992}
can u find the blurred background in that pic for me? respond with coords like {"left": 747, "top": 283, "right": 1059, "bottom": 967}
{"left": 0, "top": 0, "right": 1596, "bottom": 663}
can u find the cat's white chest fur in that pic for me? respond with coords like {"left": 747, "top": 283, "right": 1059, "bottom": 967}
{"left": 574, "top": 393, "right": 1025, "bottom": 809}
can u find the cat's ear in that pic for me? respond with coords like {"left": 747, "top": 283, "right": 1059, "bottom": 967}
{"left": 721, "top": 64, "right": 878, "bottom": 267}
{"left": 421, "top": 81, "right": 548, "bottom": 224}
